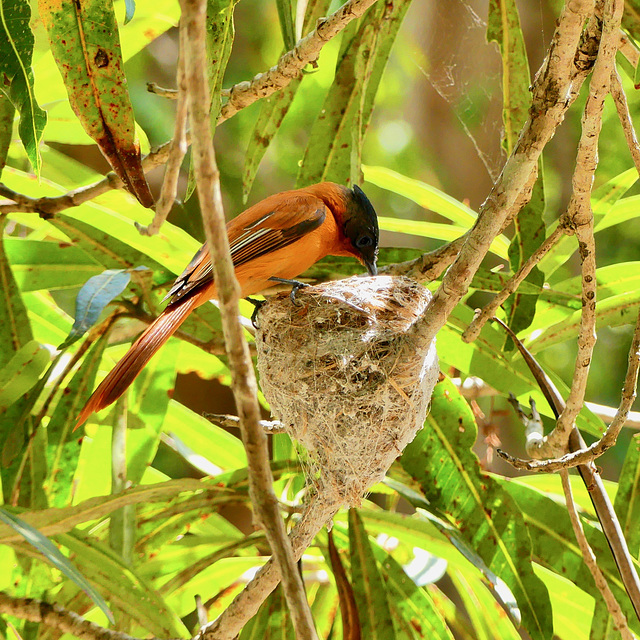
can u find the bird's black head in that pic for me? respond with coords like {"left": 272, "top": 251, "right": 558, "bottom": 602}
{"left": 343, "top": 184, "right": 379, "bottom": 276}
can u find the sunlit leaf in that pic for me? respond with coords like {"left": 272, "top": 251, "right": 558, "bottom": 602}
{"left": 243, "top": 0, "right": 332, "bottom": 201}
{"left": 401, "top": 379, "right": 553, "bottom": 640}
{"left": 348, "top": 509, "right": 394, "bottom": 639}
{"left": 38, "top": 0, "right": 153, "bottom": 206}
{"left": 0, "top": 340, "right": 49, "bottom": 414}
{"left": 0, "top": 0, "right": 47, "bottom": 174}
{"left": 45, "top": 333, "right": 108, "bottom": 506}
{"left": 0, "top": 507, "right": 114, "bottom": 623}
{"left": 503, "top": 480, "right": 640, "bottom": 635}
{"left": 297, "top": 0, "right": 411, "bottom": 187}
{"left": 0, "top": 92, "right": 13, "bottom": 177}
{"left": 4, "top": 238, "right": 102, "bottom": 292}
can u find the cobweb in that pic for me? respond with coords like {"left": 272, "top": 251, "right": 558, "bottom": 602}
{"left": 417, "top": 0, "right": 510, "bottom": 182}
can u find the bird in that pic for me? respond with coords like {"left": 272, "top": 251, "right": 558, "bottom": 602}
{"left": 76, "top": 182, "right": 379, "bottom": 426}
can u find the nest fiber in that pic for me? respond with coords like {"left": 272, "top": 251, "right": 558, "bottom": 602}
{"left": 256, "top": 275, "right": 439, "bottom": 507}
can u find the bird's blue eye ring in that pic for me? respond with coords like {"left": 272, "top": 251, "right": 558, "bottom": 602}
{"left": 356, "top": 235, "right": 373, "bottom": 248}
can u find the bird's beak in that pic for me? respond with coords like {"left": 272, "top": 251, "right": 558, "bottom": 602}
{"left": 366, "top": 260, "right": 378, "bottom": 277}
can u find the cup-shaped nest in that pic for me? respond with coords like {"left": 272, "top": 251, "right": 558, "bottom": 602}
{"left": 255, "top": 275, "right": 439, "bottom": 507}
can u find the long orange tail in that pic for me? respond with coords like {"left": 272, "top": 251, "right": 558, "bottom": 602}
{"left": 77, "top": 295, "right": 201, "bottom": 427}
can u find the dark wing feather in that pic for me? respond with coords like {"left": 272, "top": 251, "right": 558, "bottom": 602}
{"left": 165, "top": 196, "right": 326, "bottom": 303}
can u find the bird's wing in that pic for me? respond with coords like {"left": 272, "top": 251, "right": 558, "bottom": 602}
{"left": 165, "top": 194, "right": 327, "bottom": 303}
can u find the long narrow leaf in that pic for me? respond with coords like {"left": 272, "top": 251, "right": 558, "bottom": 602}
{"left": 0, "top": 0, "right": 46, "bottom": 174}
{"left": 0, "top": 507, "right": 114, "bottom": 623}
{"left": 38, "top": 0, "right": 153, "bottom": 206}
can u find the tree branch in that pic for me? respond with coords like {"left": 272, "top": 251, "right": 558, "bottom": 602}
{"left": 0, "top": 592, "right": 163, "bottom": 640}
{"left": 180, "top": 1, "right": 317, "bottom": 637}
{"left": 559, "top": 472, "right": 633, "bottom": 639}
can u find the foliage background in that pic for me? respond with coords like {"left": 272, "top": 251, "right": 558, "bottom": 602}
{"left": 2, "top": 0, "right": 640, "bottom": 638}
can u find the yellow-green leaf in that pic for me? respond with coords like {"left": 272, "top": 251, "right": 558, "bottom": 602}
{"left": 38, "top": 0, "right": 153, "bottom": 207}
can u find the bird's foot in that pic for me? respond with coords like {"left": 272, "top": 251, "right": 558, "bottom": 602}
{"left": 268, "top": 277, "right": 308, "bottom": 306}
{"left": 246, "top": 297, "right": 266, "bottom": 328}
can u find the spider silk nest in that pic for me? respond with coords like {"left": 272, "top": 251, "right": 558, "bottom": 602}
{"left": 256, "top": 275, "right": 439, "bottom": 507}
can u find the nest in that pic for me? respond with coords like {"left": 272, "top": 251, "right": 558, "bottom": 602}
{"left": 255, "top": 275, "right": 439, "bottom": 507}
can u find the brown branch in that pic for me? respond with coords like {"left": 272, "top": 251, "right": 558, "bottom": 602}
{"left": 180, "top": 1, "right": 317, "bottom": 638}
{"left": 199, "top": 496, "right": 340, "bottom": 640}
{"left": 611, "top": 68, "right": 640, "bottom": 177}
{"left": 217, "top": 0, "right": 379, "bottom": 124}
{"left": 559, "top": 472, "right": 633, "bottom": 638}
{"left": 462, "top": 223, "right": 568, "bottom": 343}
{"left": 545, "top": 1, "right": 622, "bottom": 455}
{"left": 137, "top": 28, "right": 189, "bottom": 237}
{"left": 0, "top": 592, "right": 163, "bottom": 640}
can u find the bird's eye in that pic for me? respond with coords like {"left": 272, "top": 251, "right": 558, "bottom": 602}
{"left": 356, "top": 235, "right": 373, "bottom": 248}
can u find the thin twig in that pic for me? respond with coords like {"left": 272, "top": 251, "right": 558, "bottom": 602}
{"left": 611, "top": 68, "right": 640, "bottom": 177}
{"left": 137, "top": 28, "right": 190, "bottom": 236}
{"left": 462, "top": 224, "right": 567, "bottom": 343}
{"left": 0, "top": 592, "right": 163, "bottom": 640}
{"left": 204, "top": 413, "right": 285, "bottom": 433}
{"left": 560, "top": 471, "right": 633, "bottom": 638}
{"left": 217, "top": 0, "right": 379, "bottom": 124}
{"left": 496, "top": 316, "right": 640, "bottom": 621}
{"left": 147, "top": 83, "right": 178, "bottom": 99}
{"left": 542, "top": 0, "right": 623, "bottom": 455}
{"left": 180, "top": 1, "right": 317, "bottom": 638}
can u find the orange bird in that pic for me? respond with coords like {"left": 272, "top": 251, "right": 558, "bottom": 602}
{"left": 77, "top": 182, "right": 379, "bottom": 426}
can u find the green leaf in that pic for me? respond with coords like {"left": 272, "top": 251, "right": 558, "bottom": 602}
{"left": 539, "top": 169, "right": 638, "bottom": 277}
{"left": 185, "top": 0, "right": 237, "bottom": 200}
{"left": 526, "top": 289, "right": 640, "bottom": 353}
{"left": 374, "top": 544, "right": 453, "bottom": 640}
{"left": 503, "top": 480, "right": 640, "bottom": 635}
{"left": 61, "top": 269, "right": 133, "bottom": 348}
{"left": 0, "top": 91, "right": 13, "bottom": 177}
{"left": 0, "top": 223, "right": 38, "bottom": 503}
{"left": 486, "top": 0, "right": 531, "bottom": 154}
{"left": 349, "top": 509, "right": 395, "bottom": 639}
{"left": 45, "top": 332, "right": 108, "bottom": 507}
{"left": 591, "top": 433, "right": 640, "bottom": 638}
{"left": 38, "top": 0, "right": 153, "bottom": 207}
{"left": 297, "top": 0, "right": 411, "bottom": 188}
{"left": 56, "top": 530, "right": 188, "bottom": 637}
{"left": 276, "top": 0, "right": 295, "bottom": 50}
{"left": 242, "top": 0, "right": 332, "bottom": 201}
{"left": 162, "top": 400, "right": 247, "bottom": 471}
{"left": 0, "top": 0, "right": 47, "bottom": 175}
{"left": 400, "top": 378, "right": 553, "bottom": 640}
{"left": 378, "top": 217, "right": 509, "bottom": 259}
{"left": 0, "top": 478, "right": 206, "bottom": 543}
{"left": 364, "top": 165, "right": 477, "bottom": 227}
{"left": 0, "top": 507, "right": 114, "bottom": 623}
{"left": 4, "top": 238, "right": 102, "bottom": 292}
{"left": 0, "top": 340, "right": 49, "bottom": 414}
{"left": 487, "top": 0, "right": 544, "bottom": 340}
{"left": 50, "top": 214, "right": 172, "bottom": 281}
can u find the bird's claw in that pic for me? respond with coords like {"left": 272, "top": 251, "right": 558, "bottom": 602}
{"left": 246, "top": 297, "right": 266, "bottom": 329}
{"left": 268, "top": 277, "right": 308, "bottom": 306}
